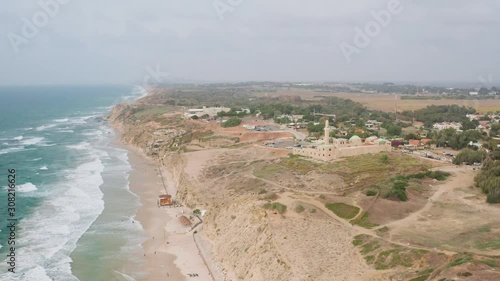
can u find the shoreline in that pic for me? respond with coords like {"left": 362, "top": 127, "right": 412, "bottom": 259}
{"left": 115, "top": 131, "right": 214, "bottom": 281}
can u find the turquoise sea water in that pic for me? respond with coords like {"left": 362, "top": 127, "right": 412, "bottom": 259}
{"left": 0, "top": 85, "right": 146, "bottom": 280}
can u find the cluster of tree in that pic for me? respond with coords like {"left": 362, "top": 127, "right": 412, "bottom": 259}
{"left": 431, "top": 128, "right": 482, "bottom": 150}
{"left": 221, "top": 117, "right": 242, "bottom": 128}
{"left": 453, "top": 149, "right": 487, "bottom": 165}
{"left": 381, "top": 122, "right": 402, "bottom": 136}
{"left": 490, "top": 124, "right": 500, "bottom": 137}
{"left": 217, "top": 109, "right": 249, "bottom": 118}
{"left": 383, "top": 171, "right": 450, "bottom": 202}
{"left": 385, "top": 176, "right": 409, "bottom": 202}
{"left": 402, "top": 105, "right": 475, "bottom": 128}
{"left": 475, "top": 159, "right": 500, "bottom": 203}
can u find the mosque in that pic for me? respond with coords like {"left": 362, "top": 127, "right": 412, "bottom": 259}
{"left": 292, "top": 120, "right": 391, "bottom": 161}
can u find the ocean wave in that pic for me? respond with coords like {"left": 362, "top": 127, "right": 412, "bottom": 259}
{"left": 13, "top": 135, "right": 24, "bottom": 141}
{"left": 54, "top": 118, "right": 69, "bottom": 123}
{"left": 17, "top": 183, "right": 38, "bottom": 193}
{"left": 8, "top": 153, "right": 106, "bottom": 280}
{"left": 35, "top": 124, "right": 57, "bottom": 131}
{"left": 20, "top": 137, "right": 45, "bottom": 146}
{"left": 40, "top": 166, "right": 48, "bottom": 170}
{"left": 66, "top": 142, "right": 91, "bottom": 150}
{"left": 31, "top": 158, "right": 42, "bottom": 161}
{"left": 0, "top": 146, "right": 25, "bottom": 155}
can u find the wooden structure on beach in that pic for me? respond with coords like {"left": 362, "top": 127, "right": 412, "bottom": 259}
{"left": 158, "top": 194, "right": 173, "bottom": 207}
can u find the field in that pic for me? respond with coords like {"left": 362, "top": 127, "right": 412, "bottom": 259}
{"left": 255, "top": 88, "right": 500, "bottom": 113}
{"left": 329, "top": 93, "right": 500, "bottom": 113}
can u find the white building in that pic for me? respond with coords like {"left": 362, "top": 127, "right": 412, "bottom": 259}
{"left": 184, "top": 106, "right": 231, "bottom": 119}
{"left": 433, "top": 122, "right": 462, "bottom": 131}
{"left": 469, "top": 92, "right": 479, "bottom": 96}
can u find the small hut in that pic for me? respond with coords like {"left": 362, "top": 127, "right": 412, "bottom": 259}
{"left": 178, "top": 215, "right": 192, "bottom": 227}
{"left": 158, "top": 194, "right": 172, "bottom": 207}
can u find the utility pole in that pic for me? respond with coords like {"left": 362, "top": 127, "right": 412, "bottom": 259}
{"left": 394, "top": 94, "right": 398, "bottom": 122}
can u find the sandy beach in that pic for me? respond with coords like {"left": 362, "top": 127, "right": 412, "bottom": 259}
{"left": 124, "top": 142, "right": 213, "bottom": 281}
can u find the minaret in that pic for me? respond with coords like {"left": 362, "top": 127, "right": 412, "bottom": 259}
{"left": 324, "top": 120, "right": 330, "bottom": 144}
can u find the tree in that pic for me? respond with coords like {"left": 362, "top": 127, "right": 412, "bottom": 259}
{"left": 453, "top": 149, "right": 487, "bottom": 165}
{"left": 222, "top": 117, "right": 242, "bottom": 128}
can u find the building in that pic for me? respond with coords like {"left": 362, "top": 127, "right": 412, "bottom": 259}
{"left": 433, "top": 122, "right": 462, "bottom": 131}
{"left": 184, "top": 106, "right": 231, "bottom": 119}
{"left": 158, "top": 194, "right": 173, "bottom": 207}
{"left": 469, "top": 92, "right": 479, "bottom": 96}
{"left": 293, "top": 122, "right": 391, "bottom": 161}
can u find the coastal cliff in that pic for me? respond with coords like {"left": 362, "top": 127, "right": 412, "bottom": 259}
{"left": 108, "top": 101, "right": 373, "bottom": 280}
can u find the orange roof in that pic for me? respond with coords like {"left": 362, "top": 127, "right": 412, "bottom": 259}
{"left": 421, "top": 139, "right": 432, "bottom": 145}
{"left": 408, "top": 139, "right": 420, "bottom": 146}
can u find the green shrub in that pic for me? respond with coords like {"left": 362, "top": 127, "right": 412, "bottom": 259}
{"left": 386, "top": 188, "right": 408, "bottom": 201}
{"left": 294, "top": 205, "right": 305, "bottom": 213}
{"left": 263, "top": 202, "right": 287, "bottom": 214}
{"left": 222, "top": 117, "right": 242, "bottom": 128}
{"left": 258, "top": 188, "right": 267, "bottom": 194}
{"left": 366, "top": 189, "right": 378, "bottom": 196}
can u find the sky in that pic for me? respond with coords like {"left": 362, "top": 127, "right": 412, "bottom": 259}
{"left": 1, "top": 0, "right": 500, "bottom": 86}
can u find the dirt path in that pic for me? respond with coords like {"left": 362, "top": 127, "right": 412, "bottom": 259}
{"left": 383, "top": 169, "right": 474, "bottom": 232}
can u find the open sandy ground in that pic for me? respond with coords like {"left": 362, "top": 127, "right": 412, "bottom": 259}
{"left": 126, "top": 145, "right": 213, "bottom": 281}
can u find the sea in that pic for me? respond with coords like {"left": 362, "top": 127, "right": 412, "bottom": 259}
{"left": 0, "top": 85, "right": 148, "bottom": 281}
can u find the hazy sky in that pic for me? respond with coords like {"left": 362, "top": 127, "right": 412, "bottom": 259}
{"left": 1, "top": 0, "right": 499, "bottom": 85}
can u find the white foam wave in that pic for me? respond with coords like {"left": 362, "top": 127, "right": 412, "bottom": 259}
{"left": 0, "top": 146, "right": 25, "bottom": 155}
{"left": 40, "top": 166, "right": 48, "bottom": 170}
{"left": 20, "top": 137, "right": 45, "bottom": 146}
{"left": 3, "top": 151, "right": 106, "bottom": 280}
{"left": 58, "top": 130, "right": 75, "bottom": 133}
{"left": 66, "top": 142, "right": 90, "bottom": 150}
{"left": 36, "top": 124, "right": 57, "bottom": 131}
{"left": 17, "top": 183, "right": 38, "bottom": 193}
{"left": 54, "top": 118, "right": 69, "bottom": 122}
{"left": 13, "top": 135, "right": 24, "bottom": 141}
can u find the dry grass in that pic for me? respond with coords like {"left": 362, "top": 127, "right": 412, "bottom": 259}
{"left": 329, "top": 93, "right": 500, "bottom": 113}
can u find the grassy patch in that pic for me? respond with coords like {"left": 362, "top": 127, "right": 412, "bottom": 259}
{"left": 132, "top": 106, "right": 171, "bottom": 118}
{"left": 448, "top": 253, "right": 473, "bottom": 267}
{"left": 473, "top": 259, "right": 499, "bottom": 268}
{"left": 361, "top": 241, "right": 380, "bottom": 254}
{"left": 253, "top": 165, "right": 285, "bottom": 178}
{"left": 325, "top": 203, "right": 360, "bottom": 220}
{"left": 409, "top": 275, "right": 430, "bottom": 281}
{"left": 478, "top": 225, "right": 491, "bottom": 233}
{"left": 263, "top": 202, "right": 287, "bottom": 214}
{"left": 354, "top": 212, "right": 379, "bottom": 229}
{"left": 377, "top": 226, "right": 390, "bottom": 233}
{"left": 353, "top": 235, "right": 436, "bottom": 271}
{"left": 474, "top": 238, "right": 500, "bottom": 250}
